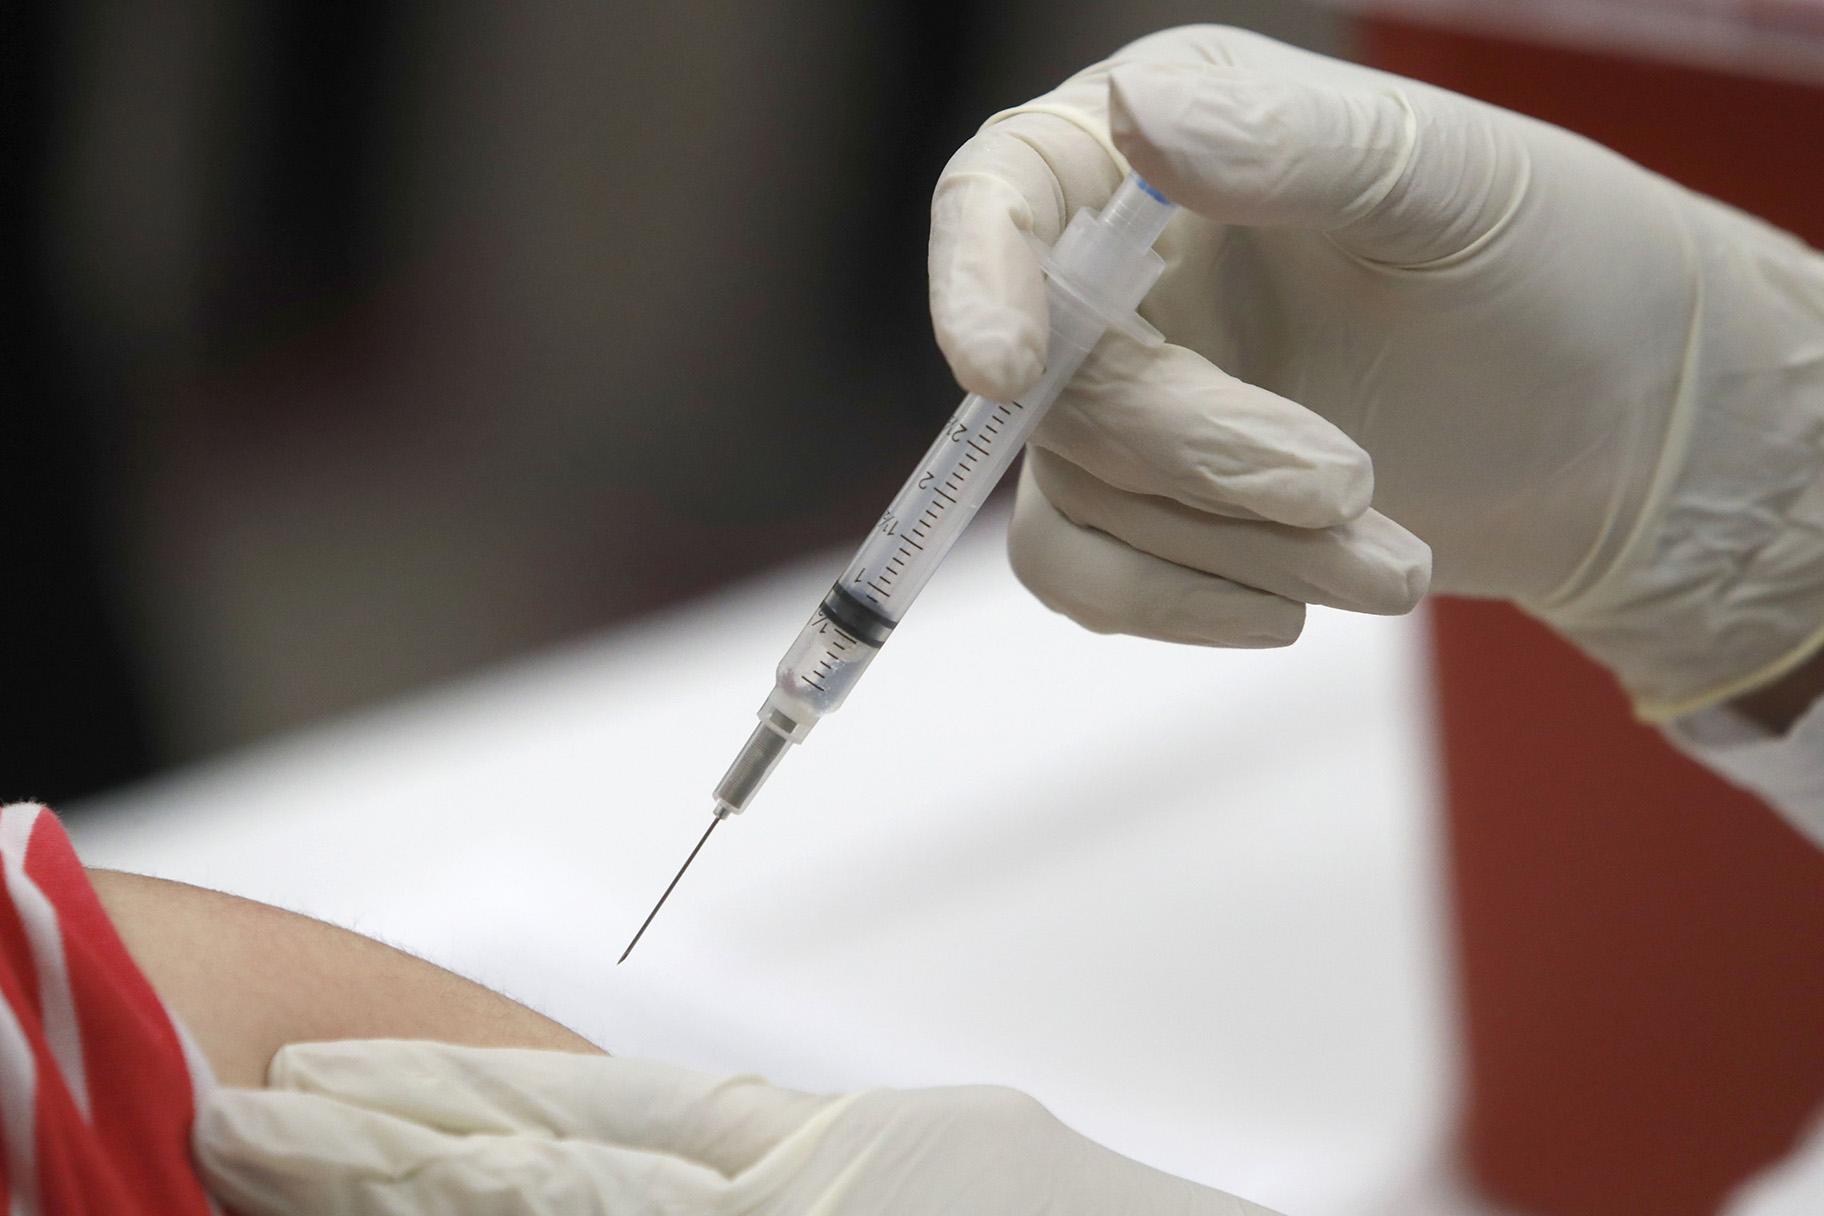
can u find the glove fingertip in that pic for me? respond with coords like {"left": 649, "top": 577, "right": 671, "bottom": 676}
{"left": 928, "top": 243, "right": 1048, "bottom": 402}
{"left": 1401, "top": 536, "right": 1433, "bottom": 608}
{"left": 1106, "top": 57, "right": 1419, "bottom": 245}
{"left": 1105, "top": 62, "right": 1179, "bottom": 156}
{"left": 934, "top": 309, "right": 1046, "bottom": 402}
{"left": 1106, "top": 62, "right": 1225, "bottom": 207}
{"left": 1355, "top": 516, "right": 1432, "bottom": 615}
{"left": 267, "top": 1038, "right": 413, "bottom": 1092}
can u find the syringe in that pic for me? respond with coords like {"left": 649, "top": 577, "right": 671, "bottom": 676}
{"left": 619, "top": 174, "right": 1175, "bottom": 962}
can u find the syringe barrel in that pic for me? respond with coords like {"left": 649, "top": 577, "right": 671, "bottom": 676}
{"left": 723, "top": 174, "right": 1174, "bottom": 813}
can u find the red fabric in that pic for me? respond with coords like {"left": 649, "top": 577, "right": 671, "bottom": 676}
{"left": 0, "top": 803, "right": 220, "bottom": 1215}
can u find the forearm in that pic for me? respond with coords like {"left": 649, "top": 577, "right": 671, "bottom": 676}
{"left": 89, "top": 869, "right": 600, "bottom": 1087}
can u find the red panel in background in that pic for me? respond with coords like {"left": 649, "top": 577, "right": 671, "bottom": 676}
{"left": 1428, "top": 602, "right": 1824, "bottom": 1215}
{"left": 1355, "top": 17, "right": 1824, "bottom": 1216}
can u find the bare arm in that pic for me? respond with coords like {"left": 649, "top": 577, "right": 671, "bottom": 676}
{"left": 88, "top": 870, "right": 600, "bottom": 1087}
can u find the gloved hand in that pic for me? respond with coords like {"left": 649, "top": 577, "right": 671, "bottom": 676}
{"left": 930, "top": 26, "right": 1824, "bottom": 721}
{"left": 193, "top": 1039, "right": 1281, "bottom": 1215}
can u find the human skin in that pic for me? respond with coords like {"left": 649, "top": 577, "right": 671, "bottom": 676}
{"left": 87, "top": 870, "right": 601, "bottom": 1088}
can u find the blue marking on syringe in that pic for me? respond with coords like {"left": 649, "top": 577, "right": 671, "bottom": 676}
{"left": 1133, "top": 175, "right": 1169, "bottom": 204}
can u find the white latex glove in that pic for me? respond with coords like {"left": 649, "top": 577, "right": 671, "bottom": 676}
{"left": 930, "top": 26, "right": 1824, "bottom": 720}
{"left": 1725, "top": 1109, "right": 1824, "bottom": 1216}
{"left": 194, "top": 1040, "right": 1281, "bottom": 1215}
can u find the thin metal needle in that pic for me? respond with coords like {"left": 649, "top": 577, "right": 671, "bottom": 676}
{"left": 619, "top": 814, "right": 721, "bottom": 964}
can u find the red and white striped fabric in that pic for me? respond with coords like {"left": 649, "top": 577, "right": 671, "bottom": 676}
{"left": 0, "top": 803, "right": 222, "bottom": 1215}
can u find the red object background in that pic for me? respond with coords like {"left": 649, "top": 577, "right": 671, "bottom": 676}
{"left": 1354, "top": 18, "right": 1824, "bottom": 1216}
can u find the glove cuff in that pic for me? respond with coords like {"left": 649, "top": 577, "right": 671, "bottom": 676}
{"left": 1534, "top": 201, "right": 1824, "bottom": 722}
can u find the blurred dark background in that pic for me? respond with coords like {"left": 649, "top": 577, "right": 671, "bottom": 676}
{"left": 8, "top": 1, "right": 1339, "bottom": 801}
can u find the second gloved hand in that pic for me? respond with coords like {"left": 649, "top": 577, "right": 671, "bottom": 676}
{"left": 195, "top": 1039, "right": 1281, "bottom": 1215}
{"left": 931, "top": 26, "right": 1824, "bottom": 720}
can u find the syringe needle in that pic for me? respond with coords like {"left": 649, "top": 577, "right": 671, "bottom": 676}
{"left": 619, "top": 814, "right": 721, "bottom": 964}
